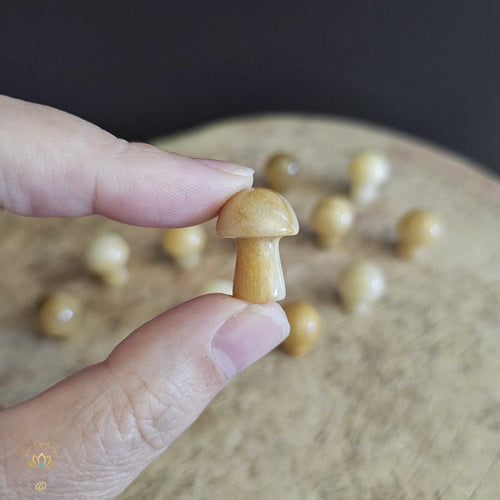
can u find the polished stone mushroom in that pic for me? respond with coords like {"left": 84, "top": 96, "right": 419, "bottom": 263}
{"left": 199, "top": 279, "right": 234, "bottom": 296}
{"left": 85, "top": 233, "right": 130, "bottom": 287}
{"left": 348, "top": 151, "right": 390, "bottom": 205}
{"left": 216, "top": 188, "right": 299, "bottom": 303}
{"left": 162, "top": 225, "right": 207, "bottom": 269}
{"left": 397, "top": 209, "right": 442, "bottom": 259}
{"left": 264, "top": 153, "right": 300, "bottom": 192}
{"left": 310, "top": 195, "right": 355, "bottom": 248}
{"left": 281, "top": 301, "right": 322, "bottom": 356}
{"left": 337, "top": 260, "right": 386, "bottom": 313}
{"left": 37, "top": 292, "right": 82, "bottom": 338}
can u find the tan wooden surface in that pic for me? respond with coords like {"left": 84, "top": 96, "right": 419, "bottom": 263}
{"left": 1, "top": 115, "right": 499, "bottom": 499}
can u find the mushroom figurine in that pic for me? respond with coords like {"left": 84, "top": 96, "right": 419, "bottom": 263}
{"left": 216, "top": 188, "right": 299, "bottom": 303}
{"left": 337, "top": 260, "right": 385, "bottom": 313}
{"left": 264, "top": 153, "right": 300, "bottom": 192}
{"left": 37, "top": 292, "right": 82, "bottom": 338}
{"left": 199, "top": 279, "right": 234, "bottom": 296}
{"left": 85, "top": 233, "right": 130, "bottom": 287}
{"left": 348, "top": 152, "right": 390, "bottom": 205}
{"left": 310, "top": 195, "right": 354, "bottom": 248}
{"left": 397, "top": 209, "right": 442, "bottom": 259}
{"left": 281, "top": 301, "right": 322, "bottom": 356}
{"left": 162, "top": 225, "right": 207, "bottom": 269}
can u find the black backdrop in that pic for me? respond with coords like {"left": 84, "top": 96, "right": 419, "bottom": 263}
{"left": 2, "top": 1, "right": 500, "bottom": 173}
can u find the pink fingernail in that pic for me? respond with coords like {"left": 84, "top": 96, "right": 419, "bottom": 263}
{"left": 200, "top": 159, "right": 254, "bottom": 177}
{"left": 212, "top": 304, "right": 290, "bottom": 378}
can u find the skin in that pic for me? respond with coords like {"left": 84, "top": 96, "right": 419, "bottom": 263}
{"left": 0, "top": 96, "right": 290, "bottom": 499}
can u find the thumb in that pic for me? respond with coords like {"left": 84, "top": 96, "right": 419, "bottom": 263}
{"left": 0, "top": 295, "right": 289, "bottom": 499}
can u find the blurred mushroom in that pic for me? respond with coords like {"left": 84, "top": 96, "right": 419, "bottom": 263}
{"left": 281, "top": 301, "right": 322, "bottom": 356}
{"left": 310, "top": 195, "right": 354, "bottom": 248}
{"left": 264, "top": 153, "right": 300, "bottom": 192}
{"left": 348, "top": 152, "right": 390, "bottom": 205}
{"left": 38, "top": 292, "right": 82, "bottom": 338}
{"left": 397, "top": 209, "right": 442, "bottom": 259}
{"left": 337, "top": 260, "right": 385, "bottom": 313}
{"left": 162, "top": 225, "right": 207, "bottom": 269}
{"left": 199, "top": 279, "right": 234, "bottom": 296}
{"left": 86, "top": 233, "right": 130, "bottom": 287}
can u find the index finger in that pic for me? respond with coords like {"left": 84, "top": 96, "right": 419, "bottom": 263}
{"left": 0, "top": 96, "right": 253, "bottom": 227}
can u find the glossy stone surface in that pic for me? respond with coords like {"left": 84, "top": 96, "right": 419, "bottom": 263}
{"left": 310, "top": 195, "right": 354, "bottom": 248}
{"left": 337, "top": 260, "right": 386, "bottom": 313}
{"left": 281, "top": 301, "right": 322, "bottom": 356}
{"left": 162, "top": 225, "right": 207, "bottom": 269}
{"left": 199, "top": 279, "right": 234, "bottom": 296}
{"left": 85, "top": 233, "right": 130, "bottom": 287}
{"left": 217, "top": 188, "right": 299, "bottom": 302}
{"left": 37, "top": 292, "right": 82, "bottom": 338}
{"left": 397, "top": 209, "right": 442, "bottom": 259}
{"left": 349, "top": 151, "right": 390, "bottom": 204}
{"left": 264, "top": 153, "right": 300, "bottom": 192}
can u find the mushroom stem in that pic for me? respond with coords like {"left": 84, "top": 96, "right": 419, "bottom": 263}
{"left": 175, "top": 253, "right": 202, "bottom": 269}
{"left": 233, "top": 238, "right": 285, "bottom": 303}
{"left": 350, "top": 184, "right": 378, "bottom": 205}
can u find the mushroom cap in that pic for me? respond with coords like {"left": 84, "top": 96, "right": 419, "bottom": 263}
{"left": 310, "top": 195, "right": 354, "bottom": 236}
{"left": 337, "top": 260, "right": 386, "bottom": 304}
{"left": 37, "top": 292, "right": 82, "bottom": 338}
{"left": 281, "top": 301, "right": 322, "bottom": 356}
{"left": 349, "top": 152, "right": 390, "bottom": 186}
{"left": 162, "top": 225, "right": 207, "bottom": 256}
{"left": 216, "top": 188, "right": 299, "bottom": 238}
{"left": 264, "top": 153, "right": 300, "bottom": 191}
{"left": 398, "top": 209, "right": 442, "bottom": 247}
{"left": 199, "top": 279, "right": 234, "bottom": 296}
{"left": 86, "top": 233, "right": 130, "bottom": 273}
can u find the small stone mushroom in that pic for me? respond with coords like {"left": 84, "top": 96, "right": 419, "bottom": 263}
{"left": 281, "top": 301, "right": 322, "bottom": 356}
{"left": 216, "top": 188, "right": 299, "bottom": 303}
{"left": 348, "top": 152, "right": 390, "bottom": 205}
{"left": 264, "top": 153, "right": 300, "bottom": 192}
{"left": 310, "top": 195, "right": 355, "bottom": 248}
{"left": 337, "top": 260, "right": 386, "bottom": 313}
{"left": 162, "top": 225, "right": 207, "bottom": 269}
{"left": 397, "top": 209, "right": 442, "bottom": 259}
{"left": 37, "top": 292, "right": 82, "bottom": 338}
{"left": 85, "top": 233, "right": 130, "bottom": 287}
{"left": 199, "top": 279, "right": 234, "bottom": 296}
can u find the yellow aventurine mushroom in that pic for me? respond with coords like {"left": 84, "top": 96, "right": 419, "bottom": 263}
{"left": 85, "top": 233, "right": 130, "bottom": 287}
{"left": 310, "top": 195, "right": 355, "bottom": 248}
{"left": 337, "top": 260, "right": 386, "bottom": 313}
{"left": 216, "top": 188, "right": 299, "bottom": 303}
{"left": 397, "top": 209, "right": 442, "bottom": 259}
{"left": 162, "top": 225, "right": 207, "bottom": 269}
{"left": 281, "top": 301, "right": 322, "bottom": 356}
{"left": 37, "top": 292, "right": 82, "bottom": 338}
{"left": 199, "top": 279, "right": 234, "bottom": 296}
{"left": 264, "top": 153, "right": 300, "bottom": 192}
{"left": 348, "top": 152, "right": 390, "bottom": 205}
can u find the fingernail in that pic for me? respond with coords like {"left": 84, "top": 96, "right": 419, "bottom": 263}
{"left": 212, "top": 304, "right": 290, "bottom": 378}
{"left": 200, "top": 158, "right": 254, "bottom": 177}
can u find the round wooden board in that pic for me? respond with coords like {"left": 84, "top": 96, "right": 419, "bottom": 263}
{"left": 1, "top": 115, "right": 499, "bottom": 499}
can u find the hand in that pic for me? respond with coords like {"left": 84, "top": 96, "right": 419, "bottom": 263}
{"left": 0, "top": 96, "right": 290, "bottom": 499}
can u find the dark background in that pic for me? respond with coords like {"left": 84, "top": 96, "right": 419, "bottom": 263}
{"left": 2, "top": 1, "right": 500, "bottom": 173}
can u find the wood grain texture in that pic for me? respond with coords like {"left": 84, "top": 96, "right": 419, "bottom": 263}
{"left": 1, "top": 115, "right": 499, "bottom": 499}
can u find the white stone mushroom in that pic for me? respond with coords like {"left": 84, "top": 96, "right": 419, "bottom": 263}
{"left": 348, "top": 152, "right": 390, "bottom": 205}
{"left": 162, "top": 226, "right": 207, "bottom": 269}
{"left": 85, "top": 233, "right": 130, "bottom": 287}
{"left": 337, "top": 260, "right": 386, "bottom": 313}
{"left": 199, "top": 279, "right": 234, "bottom": 296}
